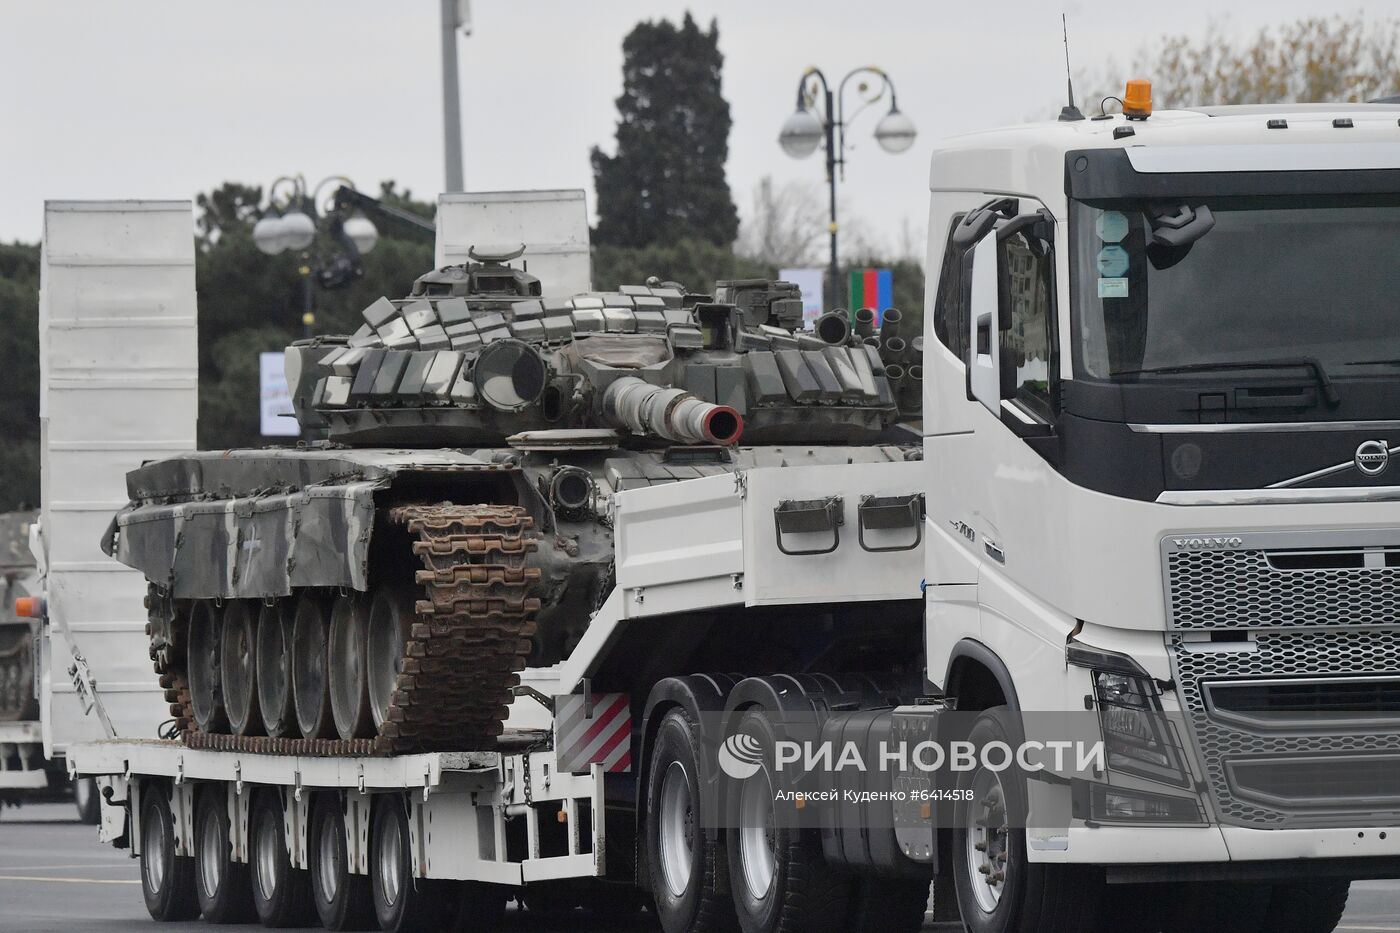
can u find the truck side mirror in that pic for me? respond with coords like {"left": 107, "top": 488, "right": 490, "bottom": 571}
{"left": 967, "top": 236, "right": 1001, "bottom": 415}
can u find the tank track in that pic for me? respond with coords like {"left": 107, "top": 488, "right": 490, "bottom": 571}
{"left": 161, "top": 503, "right": 540, "bottom": 757}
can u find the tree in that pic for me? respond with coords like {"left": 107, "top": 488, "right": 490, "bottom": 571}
{"left": 1083, "top": 14, "right": 1400, "bottom": 112}
{"left": 737, "top": 176, "right": 826, "bottom": 269}
{"left": 0, "top": 243, "right": 41, "bottom": 510}
{"left": 592, "top": 13, "right": 739, "bottom": 248}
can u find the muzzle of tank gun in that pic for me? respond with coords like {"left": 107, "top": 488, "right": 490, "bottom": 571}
{"left": 602, "top": 376, "right": 744, "bottom": 446}
{"left": 814, "top": 311, "right": 852, "bottom": 347}
{"left": 853, "top": 308, "right": 877, "bottom": 339}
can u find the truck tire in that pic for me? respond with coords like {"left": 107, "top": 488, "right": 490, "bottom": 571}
{"left": 844, "top": 876, "right": 931, "bottom": 933}
{"left": 1261, "top": 880, "right": 1350, "bottom": 933}
{"left": 194, "top": 785, "right": 255, "bottom": 923}
{"left": 73, "top": 777, "right": 101, "bottom": 825}
{"left": 646, "top": 707, "right": 736, "bottom": 933}
{"left": 139, "top": 784, "right": 200, "bottom": 921}
{"left": 951, "top": 706, "right": 1103, "bottom": 933}
{"left": 370, "top": 793, "right": 455, "bottom": 933}
{"left": 310, "top": 793, "right": 375, "bottom": 930}
{"left": 1097, "top": 880, "right": 1270, "bottom": 933}
{"left": 250, "top": 789, "right": 315, "bottom": 927}
{"left": 725, "top": 708, "right": 851, "bottom": 933}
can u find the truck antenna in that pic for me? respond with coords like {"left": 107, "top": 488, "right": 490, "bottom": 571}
{"left": 1059, "top": 13, "right": 1085, "bottom": 122}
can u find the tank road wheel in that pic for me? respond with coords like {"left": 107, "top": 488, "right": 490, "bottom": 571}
{"left": 292, "top": 593, "right": 336, "bottom": 739}
{"left": 371, "top": 794, "right": 456, "bottom": 933}
{"left": 187, "top": 600, "right": 229, "bottom": 734}
{"left": 367, "top": 587, "right": 414, "bottom": 733}
{"left": 256, "top": 600, "right": 297, "bottom": 738}
{"left": 310, "top": 792, "right": 375, "bottom": 931}
{"left": 220, "top": 600, "right": 261, "bottom": 736}
{"left": 329, "top": 594, "right": 373, "bottom": 741}
{"left": 139, "top": 782, "right": 200, "bottom": 921}
{"left": 195, "top": 785, "right": 255, "bottom": 923}
{"left": 250, "top": 789, "right": 315, "bottom": 927}
{"left": 726, "top": 707, "right": 851, "bottom": 933}
{"left": 646, "top": 708, "right": 735, "bottom": 933}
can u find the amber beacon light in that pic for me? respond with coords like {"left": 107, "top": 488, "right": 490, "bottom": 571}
{"left": 1123, "top": 79, "right": 1153, "bottom": 120}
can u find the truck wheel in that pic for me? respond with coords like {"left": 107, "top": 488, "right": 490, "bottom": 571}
{"left": 257, "top": 601, "right": 297, "bottom": 738}
{"left": 195, "top": 786, "right": 255, "bottom": 923}
{"left": 370, "top": 794, "right": 455, "bottom": 933}
{"left": 310, "top": 792, "right": 375, "bottom": 931}
{"left": 1262, "top": 880, "right": 1350, "bottom": 933}
{"left": 726, "top": 708, "right": 851, "bottom": 933}
{"left": 646, "top": 707, "right": 735, "bottom": 933}
{"left": 188, "top": 600, "right": 229, "bottom": 733}
{"left": 221, "top": 601, "right": 261, "bottom": 736}
{"left": 329, "top": 594, "right": 373, "bottom": 741}
{"left": 139, "top": 784, "right": 200, "bottom": 921}
{"left": 250, "top": 789, "right": 315, "bottom": 927}
{"left": 73, "top": 776, "right": 101, "bottom": 825}
{"left": 951, "top": 706, "right": 1103, "bottom": 933}
{"left": 844, "top": 877, "right": 931, "bottom": 933}
{"left": 292, "top": 593, "right": 335, "bottom": 739}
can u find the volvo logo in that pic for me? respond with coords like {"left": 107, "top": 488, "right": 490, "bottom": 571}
{"left": 1355, "top": 440, "right": 1390, "bottom": 477}
{"left": 1171, "top": 536, "right": 1244, "bottom": 550}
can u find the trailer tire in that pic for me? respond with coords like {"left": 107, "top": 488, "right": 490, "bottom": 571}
{"left": 1261, "top": 880, "right": 1350, "bottom": 933}
{"left": 74, "top": 777, "right": 101, "bottom": 825}
{"left": 195, "top": 786, "right": 255, "bottom": 923}
{"left": 250, "top": 789, "right": 315, "bottom": 927}
{"left": 951, "top": 706, "right": 1103, "bottom": 933}
{"left": 844, "top": 877, "right": 931, "bottom": 933}
{"left": 647, "top": 707, "right": 736, "bottom": 933}
{"left": 310, "top": 793, "right": 375, "bottom": 931}
{"left": 139, "top": 784, "right": 200, "bottom": 921}
{"left": 726, "top": 708, "right": 851, "bottom": 933}
{"left": 370, "top": 794, "right": 455, "bottom": 933}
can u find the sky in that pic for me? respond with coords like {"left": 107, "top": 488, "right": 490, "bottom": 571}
{"left": 0, "top": 1, "right": 1388, "bottom": 257}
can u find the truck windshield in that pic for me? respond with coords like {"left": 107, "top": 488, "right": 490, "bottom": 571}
{"left": 1071, "top": 195, "right": 1400, "bottom": 382}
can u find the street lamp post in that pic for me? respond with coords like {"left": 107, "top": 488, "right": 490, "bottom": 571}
{"left": 252, "top": 175, "right": 381, "bottom": 338}
{"left": 778, "top": 66, "right": 917, "bottom": 311}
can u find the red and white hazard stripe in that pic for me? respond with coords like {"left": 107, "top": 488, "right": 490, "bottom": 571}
{"left": 554, "top": 693, "right": 631, "bottom": 773}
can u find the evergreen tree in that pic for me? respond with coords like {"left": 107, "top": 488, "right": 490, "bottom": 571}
{"left": 592, "top": 13, "right": 739, "bottom": 248}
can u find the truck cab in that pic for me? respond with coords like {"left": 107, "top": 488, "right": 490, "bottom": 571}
{"left": 923, "top": 96, "right": 1400, "bottom": 928}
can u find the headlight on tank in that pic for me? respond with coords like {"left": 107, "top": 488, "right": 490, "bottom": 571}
{"left": 473, "top": 339, "right": 547, "bottom": 412}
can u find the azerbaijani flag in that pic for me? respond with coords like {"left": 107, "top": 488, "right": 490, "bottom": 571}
{"left": 848, "top": 268, "right": 893, "bottom": 324}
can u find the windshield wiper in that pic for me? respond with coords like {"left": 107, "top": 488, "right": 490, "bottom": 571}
{"left": 1115, "top": 356, "right": 1340, "bottom": 406}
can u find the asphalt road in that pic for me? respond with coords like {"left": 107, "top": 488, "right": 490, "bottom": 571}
{"left": 2, "top": 803, "right": 1398, "bottom": 933}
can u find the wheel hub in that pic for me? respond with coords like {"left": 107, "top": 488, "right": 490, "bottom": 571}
{"left": 657, "top": 760, "right": 695, "bottom": 898}
{"left": 965, "top": 769, "right": 1010, "bottom": 913}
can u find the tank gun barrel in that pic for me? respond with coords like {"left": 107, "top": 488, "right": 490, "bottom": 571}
{"left": 602, "top": 377, "right": 744, "bottom": 446}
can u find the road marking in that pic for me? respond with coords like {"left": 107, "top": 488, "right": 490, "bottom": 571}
{"left": 0, "top": 874, "right": 139, "bottom": 886}
{"left": 1339, "top": 925, "right": 1400, "bottom": 931}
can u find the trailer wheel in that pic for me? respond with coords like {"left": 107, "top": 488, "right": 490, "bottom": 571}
{"left": 951, "top": 706, "right": 1103, "bottom": 933}
{"left": 310, "top": 793, "right": 375, "bottom": 931}
{"left": 221, "top": 601, "right": 261, "bottom": 736}
{"left": 293, "top": 594, "right": 336, "bottom": 739}
{"left": 370, "top": 794, "right": 455, "bottom": 933}
{"left": 73, "top": 777, "right": 101, "bottom": 825}
{"left": 139, "top": 784, "right": 200, "bottom": 921}
{"left": 1262, "top": 880, "right": 1350, "bottom": 933}
{"left": 250, "top": 789, "right": 315, "bottom": 927}
{"left": 188, "top": 600, "right": 229, "bottom": 733}
{"left": 195, "top": 786, "right": 255, "bottom": 923}
{"left": 645, "top": 707, "right": 734, "bottom": 933}
{"left": 329, "top": 594, "right": 373, "bottom": 741}
{"left": 725, "top": 707, "right": 851, "bottom": 933}
{"left": 256, "top": 601, "right": 297, "bottom": 738}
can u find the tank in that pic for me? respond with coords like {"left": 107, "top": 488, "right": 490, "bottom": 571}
{"left": 0, "top": 511, "right": 39, "bottom": 723}
{"left": 104, "top": 248, "right": 920, "bottom": 754}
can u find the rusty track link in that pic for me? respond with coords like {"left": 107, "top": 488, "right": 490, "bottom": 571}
{"left": 166, "top": 503, "right": 540, "bottom": 757}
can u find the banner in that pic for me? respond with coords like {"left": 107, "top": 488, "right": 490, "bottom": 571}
{"left": 260, "top": 352, "right": 299, "bottom": 437}
{"left": 849, "top": 268, "right": 893, "bottom": 324}
{"left": 779, "top": 267, "right": 825, "bottom": 330}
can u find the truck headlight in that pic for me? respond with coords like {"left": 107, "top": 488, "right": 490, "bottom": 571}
{"left": 1092, "top": 670, "right": 1191, "bottom": 789}
{"left": 1086, "top": 783, "right": 1203, "bottom": 824}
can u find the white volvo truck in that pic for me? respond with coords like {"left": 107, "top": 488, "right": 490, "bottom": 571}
{"left": 51, "top": 94, "right": 1400, "bottom": 933}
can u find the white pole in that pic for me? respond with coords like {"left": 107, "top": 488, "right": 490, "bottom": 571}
{"left": 440, "top": 0, "right": 465, "bottom": 192}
